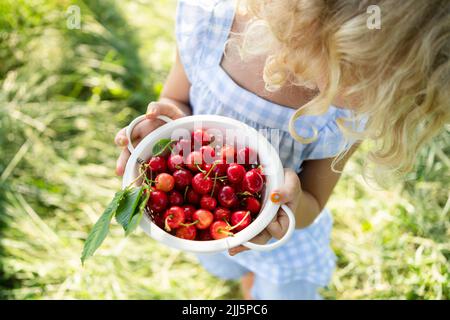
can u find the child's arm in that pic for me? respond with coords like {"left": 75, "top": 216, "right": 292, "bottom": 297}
{"left": 155, "top": 47, "right": 192, "bottom": 116}
{"left": 229, "top": 144, "right": 359, "bottom": 255}
{"left": 115, "top": 48, "right": 191, "bottom": 175}
{"left": 295, "top": 145, "right": 359, "bottom": 228}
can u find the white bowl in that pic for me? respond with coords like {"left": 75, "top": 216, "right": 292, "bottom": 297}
{"left": 122, "top": 114, "right": 295, "bottom": 253}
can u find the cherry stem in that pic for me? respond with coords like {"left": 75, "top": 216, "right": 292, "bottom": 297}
{"left": 180, "top": 220, "right": 199, "bottom": 227}
{"left": 143, "top": 185, "right": 153, "bottom": 193}
{"left": 164, "top": 215, "right": 173, "bottom": 232}
{"left": 237, "top": 191, "right": 253, "bottom": 197}
{"left": 211, "top": 172, "right": 218, "bottom": 197}
{"left": 224, "top": 218, "right": 232, "bottom": 227}
{"left": 128, "top": 163, "right": 149, "bottom": 187}
{"left": 228, "top": 211, "right": 251, "bottom": 231}
{"left": 218, "top": 228, "right": 234, "bottom": 237}
{"left": 196, "top": 164, "right": 206, "bottom": 173}
{"left": 183, "top": 186, "right": 189, "bottom": 201}
{"left": 143, "top": 174, "right": 154, "bottom": 186}
{"left": 213, "top": 175, "right": 228, "bottom": 180}
{"left": 204, "top": 162, "right": 217, "bottom": 179}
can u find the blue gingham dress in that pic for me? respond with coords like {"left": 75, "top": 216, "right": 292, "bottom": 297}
{"left": 176, "top": 0, "right": 357, "bottom": 287}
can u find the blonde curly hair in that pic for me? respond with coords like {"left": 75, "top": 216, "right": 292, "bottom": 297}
{"left": 237, "top": 0, "right": 450, "bottom": 175}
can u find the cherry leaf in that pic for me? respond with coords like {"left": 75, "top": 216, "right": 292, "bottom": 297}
{"left": 125, "top": 191, "right": 150, "bottom": 236}
{"left": 81, "top": 189, "right": 128, "bottom": 265}
{"left": 115, "top": 186, "right": 144, "bottom": 231}
{"left": 152, "top": 138, "right": 174, "bottom": 157}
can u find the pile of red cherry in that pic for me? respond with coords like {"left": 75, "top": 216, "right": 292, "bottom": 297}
{"left": 142, "top": 129, "right": 265, "bottom": 241}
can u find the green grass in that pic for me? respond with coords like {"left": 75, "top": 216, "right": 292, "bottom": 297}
{"left": 326, "top": 134, "right": 449, "bottom": 299}
{"left": 0, "top": 0, "right": 448, "bottom": 300}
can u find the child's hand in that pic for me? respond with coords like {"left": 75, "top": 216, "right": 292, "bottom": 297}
{"left": 228, "top": 168, "right": 301, "bottom": 256}
{"left": 114, "top": 101, "right": 186, "bottom": 176}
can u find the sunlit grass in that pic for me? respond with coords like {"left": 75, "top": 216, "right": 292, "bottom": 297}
{"left": 0, "top": 0, "right": 448, "bottom": 300}
{"left": 327, "top": 139, "right": 449, "bottom": 299}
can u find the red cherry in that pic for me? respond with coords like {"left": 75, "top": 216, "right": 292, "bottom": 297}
{"left": 147, "top": 190, "right": 168, "bottom": 213}
{"left": 192, "top": 209, "right": 214, "bottom": 230}
{"left": 186, "top": 151, "right": 203, "bottom": 172}
{"left": 175, "top": 225, "right": 197, "bottom": 240}
{"left": 199, "top": 145, "right": 216, "bottom": 164}
{"left": 202, "top": 163, "right": 213, "bottom": 173}
{"left": 210, "top": 220, "right": 231, "bottom": 240}
{"left": 186, "top": 189, "right": 201, "bottom": 205}
{"left": 233, "top": 180, "right": 245, "bottom": 193}
{"left": 200, "top": 195, "right": 217, "bottom": 211}
{"left": 168, "top": 190, "right": 184, "bottom": 206}
{"left": 155, "top": 173, "right": 175, "bottom": 192}
{"left": 163, "top": 206, "right": 185, "bottom": 231}
{"left": 221, "top": 145, "right": 236, "bottom": 164}
{"left": 214, "top": 207, "right": 231, "bottom": 222}
{"left": 167, "top": 154, "right": 184, "bottom": 172}
{"left": 253, "top": 165, "right": 265, "bottom": 181}
{"left": 218, "top": 185, "right": 238, "bottom": 208}
{"left": 173, "top": 169, "right": 192, "bottom": 190}
{"left": 231, "top": 210, "right": 251, "bottom": 232}
{"left": 147, "top": 156, "right": 167, "bottom": 173}
{"left": 192, "top": 129, "right": 211, "bottom": 146}
{"left": 242, "top": 169, "right": 264, "bottom": 193}
{"left": 243, "top": 197, "right": 261, "bottom": 215}
{"left": 172, "top": 139, "right": 191, "bottom": 156}
{"left": 213, "top": 159, "right": 228, "bottom": 176}
{"left": 227, "top": 163, "right": 246, "bottom": 184}
{"left": 202, "top": 159, "right": 228, "bottom": 177}
{"left": 192, "top": 173, "right": 213, "bottom": 195}
{"left": 237, "top": 147, "right": 258, "bottom": 165}
{"left": 153, "top": 214, "right": 164, "bottom": 229}
{"left": 198, "top": 229, "right": 214, "bottom": 241}
{"left": 182, "top": 205, "right": 196, "bottom": 221}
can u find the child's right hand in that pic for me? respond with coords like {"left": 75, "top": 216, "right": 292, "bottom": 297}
{"left": 114, "top": 101, "right": 186, "bottom": 176}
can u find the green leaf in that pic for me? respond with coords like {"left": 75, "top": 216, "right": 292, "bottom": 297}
{"left": 125, "top": 191, "right": 150, "bottom": 236}
{"left": 115, "top": 186, "right": 144, "bottom": 231}
{"left": 152, "top": 138, "right": 173, "bottom": 156}
{"left": 81, "top": 189, "right": 128, "bottom": 265}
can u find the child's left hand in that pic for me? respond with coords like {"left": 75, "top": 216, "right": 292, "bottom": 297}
{"left": 228, "top": 168, "right": 301, "bottom": 256}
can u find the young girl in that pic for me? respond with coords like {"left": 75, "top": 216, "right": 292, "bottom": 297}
{"left": 114, "top": 0, "right": 449, "bottom": 299}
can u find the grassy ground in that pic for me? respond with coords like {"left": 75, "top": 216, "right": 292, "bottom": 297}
{"left": 0, "top": 0, "right": 448, "bottom": 300}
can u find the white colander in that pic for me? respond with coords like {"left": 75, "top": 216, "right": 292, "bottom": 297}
{"left": 122, "top": 114, "right": 296, "bottom": 253}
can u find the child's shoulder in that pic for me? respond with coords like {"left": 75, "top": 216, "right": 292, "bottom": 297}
{"left": 176, "top": 0, "right": 233, "bottom": 26}
{"left": 176, "top": 0, "right": 232, "bottom": 19}
{"left": 176, "top": 0, "right": 234, "bottom": 82}
{"left": 176, "top": 0, "right": 215, "bottom": 34}
{"left": 177, "top": 0, "right": 221, "bottom": 8}
{"left": 296, "top": 107, "right": 367, "bottom": 161}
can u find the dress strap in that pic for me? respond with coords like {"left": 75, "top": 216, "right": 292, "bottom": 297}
{"left": 206, "top": 1, "right": 236, "bottom": 66}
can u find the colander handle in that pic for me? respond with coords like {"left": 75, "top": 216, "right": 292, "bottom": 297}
{"left": 125, "top": 114, "right": 173, "bottom": 153}
{"left": 241, "top": 204, "right": 296, "bottom": 251}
